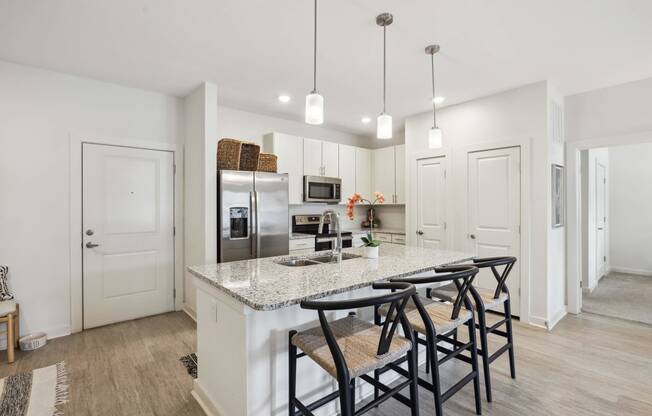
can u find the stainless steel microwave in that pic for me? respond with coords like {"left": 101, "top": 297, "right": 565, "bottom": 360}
{"left": 303, "top": 176, "right": 342, "bottom": 203}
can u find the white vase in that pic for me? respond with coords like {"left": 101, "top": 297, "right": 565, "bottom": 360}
{"left": 364, "top": 245, "right": 379, "bottom": 259}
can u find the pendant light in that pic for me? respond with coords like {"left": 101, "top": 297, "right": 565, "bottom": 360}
{"left": 426, "top": 44, "right": 443, "bottom": 148}
{"left": 376, "top": 13, "right": 393, "bottom": 139}
{"left": 305, "top": 0, "right": 324, "bottom": 125}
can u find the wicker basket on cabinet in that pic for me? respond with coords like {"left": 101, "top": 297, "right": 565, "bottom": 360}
{"left": 217, "top": 138, "right": 242, "bottom": 170}
{"left": 239, "top": 142, "right": 261, "bottom": 171}
{"left": 257, "top": 153, "right": 278, "bottom": 173}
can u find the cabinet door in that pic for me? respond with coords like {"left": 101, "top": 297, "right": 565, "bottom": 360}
{"left": 339, "top": 144, "right": 356, "bottom": 203}
{"left": 372, "top": 147, "right": 396, "bottom": 202}
{"left": 263, "top": 133, "right": 304, "bottom": 204}
{"left": 394, "top": 144, "right": 406, "bottom": 204}
{"left": 355, "top": 148, "right": 372, "bottom": 199}
{"left": 322, "top": 141, "right": 339, "bottom": 177}
{"left": 303, "top": 138, "right": 323, "bottom": 176}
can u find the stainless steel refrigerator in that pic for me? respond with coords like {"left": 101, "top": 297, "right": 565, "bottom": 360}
{"left": 217, "top": 170, "right": 289, "bottom": 262}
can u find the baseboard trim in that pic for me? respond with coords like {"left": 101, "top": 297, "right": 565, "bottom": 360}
{"left": 0, "top": 324, "right": 71, "bottom": 351}
{"left": 547, "top": 307, "right": 567, "bottom": 330}
{"left": 192, "top": 379, "right": 223, "bottom": 416}
{"left": 610, "top": 266, "right": 652, "bottom": 277}
{"left": 528, "top": 315, "right": 548, "bottom": 329}
{"left": 183, "top": 305, "right": 197, "bottom": 322}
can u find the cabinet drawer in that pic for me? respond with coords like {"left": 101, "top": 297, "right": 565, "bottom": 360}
{"left": 391, "top": 234, "right": 406, "bottom": 245}
{"left": 375, "top": 233, "right": 392, "bottom": 243}
{"left": 289, "top": 238, "right": 315, "bottom": 251}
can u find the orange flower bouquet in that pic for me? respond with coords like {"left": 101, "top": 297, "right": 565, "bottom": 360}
{"left": 345, "top": 191, "right": 385, "bottom": 238}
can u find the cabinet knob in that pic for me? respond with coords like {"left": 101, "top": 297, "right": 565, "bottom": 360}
{"left": 469, "top": 234, "right": 476, "bottom": 240}
{"left": 416, "top": 230, "right": 424, "bottom": 236}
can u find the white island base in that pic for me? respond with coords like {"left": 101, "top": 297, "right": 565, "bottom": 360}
{"left": 192, "top": 278, "right": 409, "bottom": 416}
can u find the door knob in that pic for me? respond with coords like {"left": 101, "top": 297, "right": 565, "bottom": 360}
{"left": 416, "top": 230, "right": 424, "bottom": 236}
{"left": 469, "top": 234, "right": 476, "bottom": 240}
{"left": 86, "top": 242, "right": 100, "bottom": 248}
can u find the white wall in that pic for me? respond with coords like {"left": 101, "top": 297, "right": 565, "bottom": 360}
{"left": 583, "top": 148, "right": 609, "bottom": 292}
{"left": 609, "top": 143, "right": 652, "bottom": 275}
{"left": 404, "top": 81, "right": 552, "bottom": 325}
{"left": 217, "top": 106, "right": 370, "bottom": 148}
{"left": 0, "top": 60, "right": 184, "bottom": 340}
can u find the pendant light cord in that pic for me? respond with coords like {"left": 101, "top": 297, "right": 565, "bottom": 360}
{"left": 383, "top": 25, "right": 387, "bottom": 114}
{"left": 312, "top": 0, "right": 317, "bottom": 93}
{"left": 431, "top": 53, "right": 437, "bottom": 127}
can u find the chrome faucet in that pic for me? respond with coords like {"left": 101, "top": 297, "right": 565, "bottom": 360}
{"left": 318, "top": 210, "right": 342, "bottom": 263}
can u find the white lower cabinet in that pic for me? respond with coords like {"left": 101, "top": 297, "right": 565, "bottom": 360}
{"left": 391, "top": 234, "right": 406, "bottom": 245}
{"left": 374, "top": 233, "right": 392, "bottom": 243}
{"left": 289, "top": 238, "right": 315, "bottom": 252}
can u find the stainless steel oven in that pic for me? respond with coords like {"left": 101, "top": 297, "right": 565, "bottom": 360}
{"left": 303, "top": 176, "right": 341, "bottom": 203}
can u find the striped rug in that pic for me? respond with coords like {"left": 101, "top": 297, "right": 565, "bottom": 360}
{"left": 0, "top": 362, "right": 68, "bottom": 416}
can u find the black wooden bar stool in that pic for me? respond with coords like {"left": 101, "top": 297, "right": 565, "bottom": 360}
{"left": 428, "top": 257, "right": 517, "bottom": 402}
{"left": 375, "top": 265, "right": 482, "bottom": 416}
{"left": 288, "top": 282, "right": 420, "bottom": 416}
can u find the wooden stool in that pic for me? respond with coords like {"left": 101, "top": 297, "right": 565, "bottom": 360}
{"left": 0, "top": 301, "right": 19, "bottom": 363}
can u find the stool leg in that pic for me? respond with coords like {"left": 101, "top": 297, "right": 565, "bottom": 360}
{"left": 337, "top": 377, "right": 353, "bottom": 416}
{"left": 349, "top": 379, "right": 356, "bottom": 415}
{"left": 373, "top": 306, "right": 381, "bottom": 403}
{"left": 468, "top": 316, "right": 482, "bottom": 415}
{"left": 477, "top": 307, "right": 492, "bottom": 402}
{"left": 427, "top": 336, "right": 443, "bottom": 416}
{"left": 288, "top": 331, "right": 297, "bottom": 416}
{"left": 504, "top": 299, "right": 516, "bottom": 379}
{"left": 14, "top": 306, "right": 19, "bottom": 349}
{"left": 407, "top": 347, "right": 420, "bottom": 416}
{"left": 7, "top": 314, "right": 14, "bottom": 364}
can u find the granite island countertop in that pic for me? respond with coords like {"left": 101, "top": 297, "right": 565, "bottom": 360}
{"left": 188, "top": 245, "right": 473, "bottom": 311}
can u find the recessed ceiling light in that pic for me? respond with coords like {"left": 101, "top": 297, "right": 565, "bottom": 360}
{"left": 432, "top": 96, "right": 445, "bottom": 105}
{"left": 278, "top": 94, "right": 291, "bottom": 103}
{"left": 361, "top": 117, "right": 371, "bottom": 124}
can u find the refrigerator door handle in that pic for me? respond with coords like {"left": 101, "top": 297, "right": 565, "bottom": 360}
{"left": 255, "top": 191, "right": 261, "bottom": 257}
{"left": 250, "top": 191, "right": 257, "bottom": 258}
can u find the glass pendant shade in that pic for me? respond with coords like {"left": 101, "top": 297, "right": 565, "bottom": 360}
{"left": 429, "top": 126, "right": 443, "bottom": 149}
{"left": 305, "top": 92, "right": 324, "bottom": 125}
{"left": 377, "top": 113, "right": 393, "bottom": 139}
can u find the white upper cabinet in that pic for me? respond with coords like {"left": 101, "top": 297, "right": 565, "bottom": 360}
{"left": 371, "top": 145, "right": 406, "bottom": 204}
{"left": 372, "top": 147, "right": 396, "bottom": 202}
{"left": 263, "top": 133, "right": 304, "bottom": 204}
{"left": 338, "top": 144, "right": 356, "bottom": 203}
{"left": 322, "top": 141, "right": 339, "bottom": 177}
{"left": 303, "top": 138, "right": 339, "bottom": 177}
{"left": 395, "top": 144, "right": 406, "bottom": 204}
{"left": 355, "top": 148, "right": 372, "bottom": 199}
{"left": 303, "top": 138, "right": 322, "bottom": 176}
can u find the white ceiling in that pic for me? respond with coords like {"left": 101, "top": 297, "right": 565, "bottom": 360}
{"left": 1, "top": 0, "right": 651, "bottom": 136}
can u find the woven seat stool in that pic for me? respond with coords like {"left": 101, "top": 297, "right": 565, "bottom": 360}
{"left": 289, "top": 282, "right": 420, "bottom": 416}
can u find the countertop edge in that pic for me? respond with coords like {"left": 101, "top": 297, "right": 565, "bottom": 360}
{"left": 188, "top": 255, "right": 475, "bottom": 312}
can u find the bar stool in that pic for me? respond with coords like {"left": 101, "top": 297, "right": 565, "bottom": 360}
{"left": 288, "top": 282, "right": 420, "bottom": 416}
{"left": 375, "top": 265, "right": 482, "bottom": 416}
{"left": 428, "top": 257, "right": 517, "bottom": 402}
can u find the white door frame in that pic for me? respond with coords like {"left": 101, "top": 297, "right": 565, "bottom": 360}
{"left": 460, "top": 141, "right": 529, "bottom": 322}
{"left": 408, "top": 149, "right": 451, "bottom": 248}
{"left": 566, "top": 129, "right": 652, "bottom": 314}
{"left": 69, "top": 134, "right": 184, "bottom": 333}
{"left": 407, "top": 138, "right": 531, "bottom": 324}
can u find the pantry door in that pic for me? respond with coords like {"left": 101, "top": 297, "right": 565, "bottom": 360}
{"left": 416, "top": 156, "right": 447, "bottom": 249}
{"left": 82, "top": 143, "right": 175, "bottom": 329}
{"left": 467, "top": 147, "right": 521, "bottom": 314}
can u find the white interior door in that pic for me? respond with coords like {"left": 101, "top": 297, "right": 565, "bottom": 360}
{"left": 416, "top": 156, "right": 447, "bottom": 249}
{"left": 596, "top": 163, "right": 607, "bottom": 279}
{"left": 468, "top": 147, "right": 521, "bottom": 314}
{"left": 83, "top": 143, "right": 174, "bottom": 329}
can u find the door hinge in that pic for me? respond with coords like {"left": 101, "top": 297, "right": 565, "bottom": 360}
{"left": 604, "top": 256, "right": 607, "bottom": 262}
{"left": 443, "top": 169, "right": 447, "bottom": 179}
{"left": 518, "top": 225, "right": 521, "bottom": 234}
{"left": 173, "top": 226, "right": 176, "bottom": 236}
{"left": 444, "top": 222, "right": 447, "bottom": 230}
{"left": 173, "top": 287, "right": 176, "bottom": 299}
{"left": 173, "top": 164, "right": 177, "bottom": 175}
{"left": 603, "top": 178, "right": 606, "bottom": 184}
{"left": 518, "top": 288, "right": 521, "bottom": 296}
{"left": 580, "top": 281, "right": 583, "bottom": 288}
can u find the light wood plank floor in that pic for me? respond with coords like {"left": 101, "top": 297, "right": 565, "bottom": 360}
{"left": 0, "top": 311, "right": 650, "bottom": 415}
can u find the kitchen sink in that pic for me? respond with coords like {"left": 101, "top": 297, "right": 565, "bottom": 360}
{"left": 277, "top": 253, "right": 362, "bottom": 267}
{"left": 310, "top": 253, "right": 362, "bottom": 263}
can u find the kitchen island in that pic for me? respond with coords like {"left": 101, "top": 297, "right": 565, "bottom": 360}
{"left": 188, "top": 244, "right": 474, "bottom": 416}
